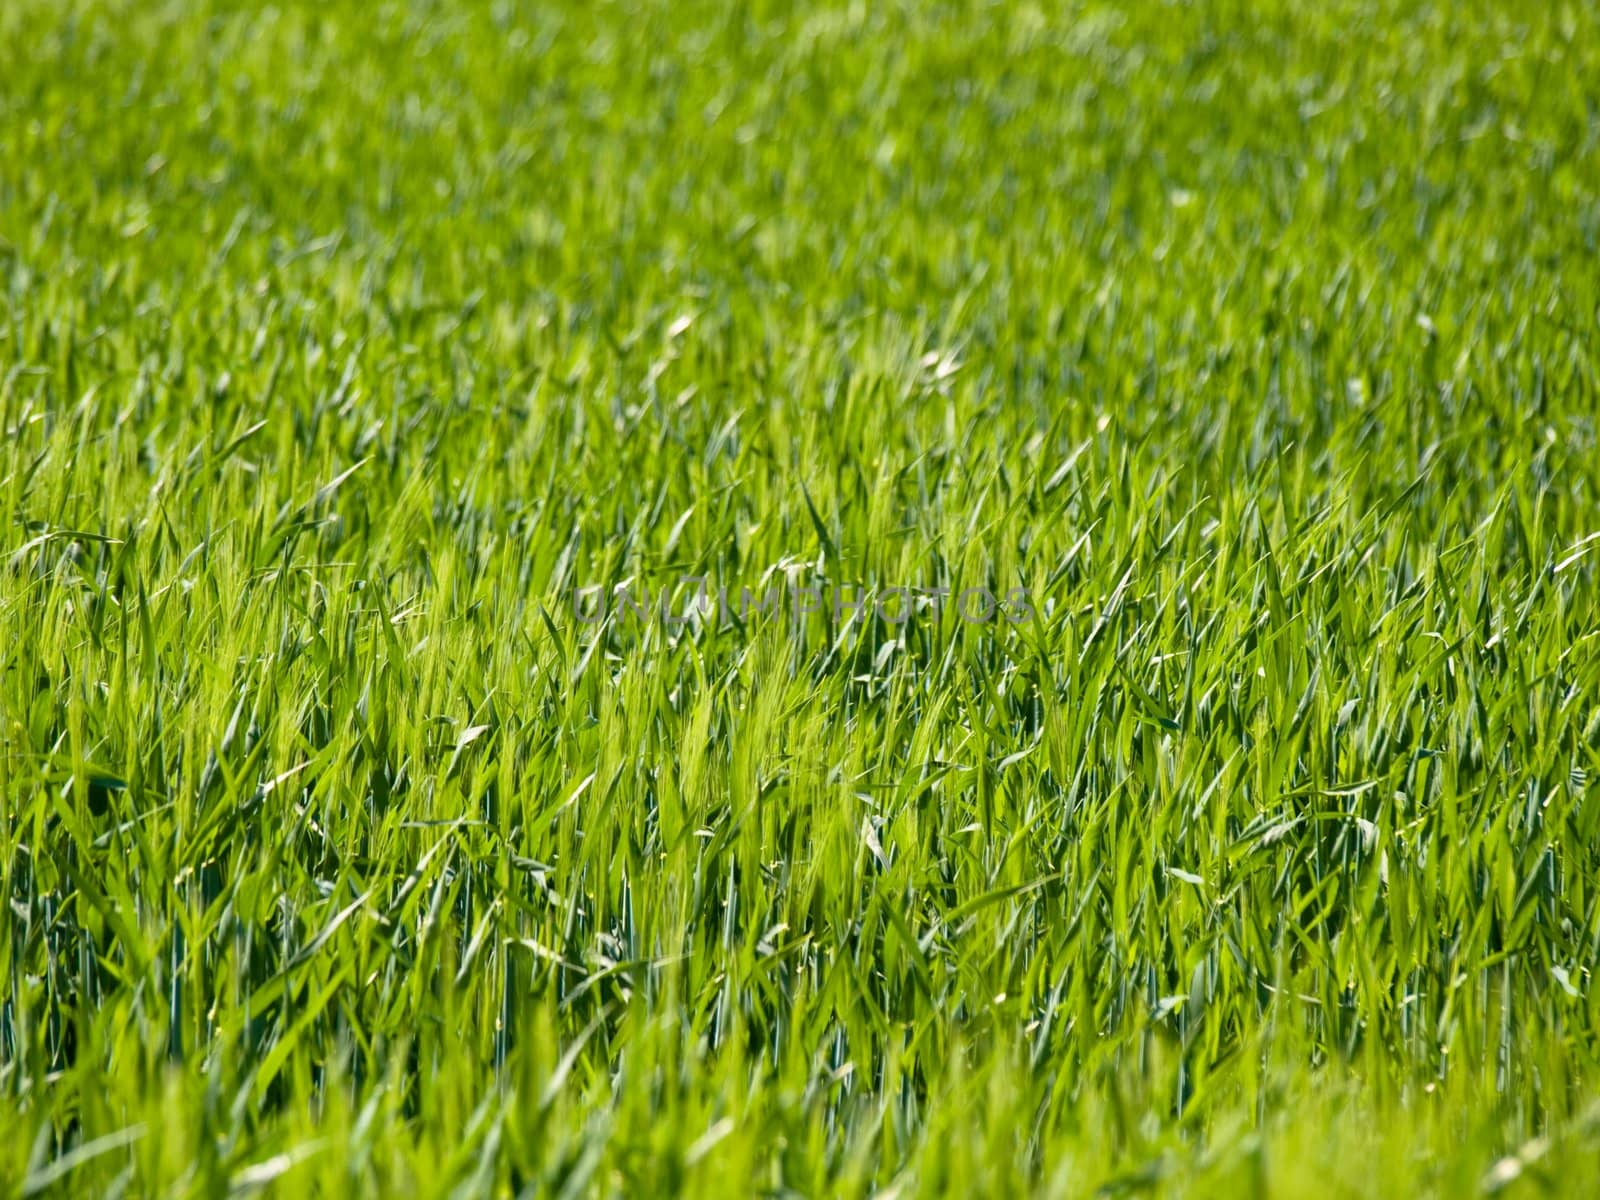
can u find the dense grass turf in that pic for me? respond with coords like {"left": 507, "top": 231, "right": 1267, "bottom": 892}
{"left": 4, "top": 0, "right": 1600, "bottom": 1194}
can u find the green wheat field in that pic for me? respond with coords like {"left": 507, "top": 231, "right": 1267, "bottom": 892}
{"left": 4, "top": 1, "right": 1600, "bottom": 1195}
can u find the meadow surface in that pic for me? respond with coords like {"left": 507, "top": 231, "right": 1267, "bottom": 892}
{"left": 3, "top": 0, "right": 1600, "bottom": 1195}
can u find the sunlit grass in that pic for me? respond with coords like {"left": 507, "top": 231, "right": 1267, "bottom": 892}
{"left": 3, "top": 0, "right": 1600, "bottom": 1195}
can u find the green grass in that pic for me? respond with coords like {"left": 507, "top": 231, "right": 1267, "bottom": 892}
{"left": 3, "top": 0, "right": 1600, "bottom": 1194}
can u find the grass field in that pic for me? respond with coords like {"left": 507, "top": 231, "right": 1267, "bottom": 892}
{"left": 4, "top": 0, "right": 1600, "bottom": 1194}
